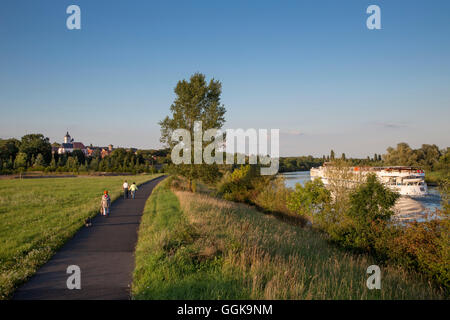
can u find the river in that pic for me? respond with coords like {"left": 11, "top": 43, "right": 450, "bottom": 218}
{"left": 280, "top": 171, "right": 442, "bottom": 212}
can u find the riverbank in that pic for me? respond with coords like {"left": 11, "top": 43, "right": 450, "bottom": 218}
{"left": 281, "top": 171, "right": 442, "bottom": 216}
{"left": 132, "top": 177, "right": 445, "bottom": 299}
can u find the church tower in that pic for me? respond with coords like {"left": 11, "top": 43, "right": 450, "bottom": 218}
{"left": 64, "top": 132, "right": 71, "bottom": 144}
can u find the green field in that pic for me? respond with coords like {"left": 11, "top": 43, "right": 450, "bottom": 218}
{"left": 0, "top": 174, "right": 161, "bottom": 299}
{"left": 132, "top": 178, "right": 445, "bottom": 299}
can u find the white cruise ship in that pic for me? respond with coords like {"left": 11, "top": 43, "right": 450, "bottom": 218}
{"left": 310, "top": 164, "right": 428, "bottom": 196}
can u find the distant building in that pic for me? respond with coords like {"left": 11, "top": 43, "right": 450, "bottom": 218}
{"left": 101, "top": 146, "right": 112, "bottom": 159}
{"left": 56, "top": 133, "right": 135, "bottom": 159}
{"left": 57, "top": 132, "right": 87, "bottom": 155}
{"left": 86, "top": 144, "right": 115, "bottom": 159}
{"left": 86, "top": 147, "right": 96, "bottom": 157}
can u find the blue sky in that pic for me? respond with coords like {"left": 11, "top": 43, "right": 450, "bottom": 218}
{"left": 0, "top": 0, "right": 449, "bottom": 157}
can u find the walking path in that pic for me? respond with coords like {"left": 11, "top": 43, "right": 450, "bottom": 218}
{"left": 13, "top": 175, "right": 166, "bottom": 300}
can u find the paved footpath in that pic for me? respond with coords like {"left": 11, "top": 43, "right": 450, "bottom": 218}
{"left": 13, "top": 175, "right": 166, "bottom": 300}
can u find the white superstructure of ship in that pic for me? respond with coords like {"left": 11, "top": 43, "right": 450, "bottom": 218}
{"left": 310, "top": 163, "right": 428, "bottom": 196}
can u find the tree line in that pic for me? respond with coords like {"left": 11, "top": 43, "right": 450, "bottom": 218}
{"left": 0, "top": 134, "right": 170, "bottom": 175}
{"left": 383, "top": 142, "right": 449, "bottom": 172}
{"left": 279, "top": 143, "right": 449, "bottom": 174}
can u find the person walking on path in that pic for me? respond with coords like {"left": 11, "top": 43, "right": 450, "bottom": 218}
{"left": 129, "top": 182, "right": 138, "bottom": 199}
{"left": 100, "top": 190, "right": 111, "bottom": 216}
{"left": 13, "top": 176, "right": 166, "bottom": 300}
{"left": 123, "top": 180, "right": 129, "bottom": 199}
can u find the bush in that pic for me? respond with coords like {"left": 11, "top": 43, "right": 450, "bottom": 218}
{"left": 288, "top": 174, "right": 399, "bottom": 251}
{"left": 343, "top": 174, "right": 400, "bottom": 251}
{"left": 254, "top": 177, "right": 290, "bottom": 213}
{"left": 385, "top": 220, "right": 449, "bottom": 289}
{"left": 287, "top": 172, "right": 449, "bottom": 291}
{"left": 287, "top": 178, "right": 331, "bottom": 218}
{"left": 170, "top": 176, "right": 191, "bottom": 192}
{"left": 217, "top": 165, "right": 256, "bottom": 203}
{"left": 289, "top": 178, "right": 351, "bottom": 232}
{"left": 383, "top": 179, "right": 449, "bottom": 290}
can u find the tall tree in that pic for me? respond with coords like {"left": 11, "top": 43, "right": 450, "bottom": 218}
{"left": 19, "top": 134, "right": 52, "bottom": 165}
{"left": 417, "top": 144, "right": 441, "bottom": 170}
{"left": 0, "top": 138, "right": 20, "bottom": 161}
{"left": 383, "top": 142, "right": 443, "bottom": 170}
{"left": 159, "top": 73, "right": 226, "bottom": 189}
{"left": 14, "top": 152, "right": 27, "bottom": 170}
{"left": 330, "top": 150, "right": 335, "bottom": 161}
{"left": 34, "top": 153, "right": 45, "bottom": 167}
{"left": 72, "top": 149, "right": 86, "bottom": 165}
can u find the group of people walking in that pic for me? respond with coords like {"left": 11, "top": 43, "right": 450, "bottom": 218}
{"left": 99, "top": 180, "right": 138, "bottom": 217}
{"left": 122, "top": 180, "right": 138, "bottom": 199}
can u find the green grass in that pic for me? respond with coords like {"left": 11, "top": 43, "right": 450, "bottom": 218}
{"left": 133, "top": 178, "right": 247, "bottom": 299}
{"left": 0, "top": 174, "right": 161, "bottom": 299}
{"left": 132, "top": 179, "right": 445, "bottom": 300}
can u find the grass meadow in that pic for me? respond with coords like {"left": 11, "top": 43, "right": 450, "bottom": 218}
{"left": 132, "top": 178, "right": 445, "bottom": 299}
{"left": 0, "top": 174, "right": 161, "bottom": 299}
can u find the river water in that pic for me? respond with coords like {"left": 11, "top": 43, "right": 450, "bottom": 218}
{"left": 280, "top": 171, "right": 442, "bottom": 211}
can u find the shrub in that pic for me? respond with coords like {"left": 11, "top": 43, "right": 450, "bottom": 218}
{"left": 170, "top": 176, "right": 191, "bottom": 191}
{"left": 287, "top": 171, "right": 449, "bottom": 291}
{"left": 385, "top": 219, "right": 449, "bottom": 289}
{"left": 217, "top": 165, "right": 259, "bottom": 203}
{"left": 344, "top": 174, "right": 400, "bottom": 251}
{"left": 286, "top": 174, "right": 399, "bottom": 252}
{"left": 287, "top": 178, "right": 331, "bottom": 218}
{"left": 254, "top": 177, "right": 291, "bottom": 213}
{"left": 383, "top": 181, "right": 450, "bottom": 291}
